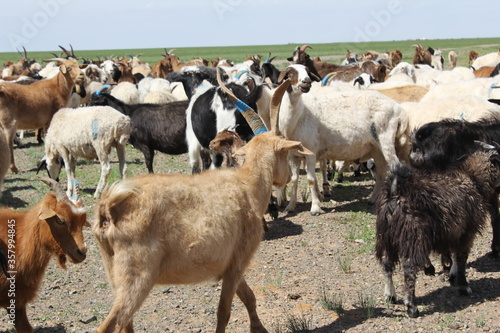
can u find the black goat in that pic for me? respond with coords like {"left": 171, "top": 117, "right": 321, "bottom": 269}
{"left": 89, "top": 92, "right": 189, "bottom": 173}
{"left": 376, "top": 143, "right": 500, "bottom": 318}
{"left": 410, "top": 117, "right": 500, "bottom": 257}
{"left": 261, "top": 54, "right": 281, "bottom": 85}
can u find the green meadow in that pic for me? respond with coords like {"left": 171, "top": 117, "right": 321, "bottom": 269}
{"left": 1, "top": 37, "right": 499, "bottom": 69}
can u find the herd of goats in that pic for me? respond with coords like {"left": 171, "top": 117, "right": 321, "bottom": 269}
{"left": 0, "top": 43, "right": 500, "bottom": 332}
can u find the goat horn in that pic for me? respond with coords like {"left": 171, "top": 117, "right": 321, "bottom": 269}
{"left": 16, "top": 48, "right": 24, "bottom": 59}
{"left": 59, "top": 45, "right": 72, "bottom": 57}
{"left": 270, "top": 78, "right": 291, "bottom": 135}
{"left": 300, "top": 45, "right": 312, "bottom": 52}
{"left": 40, "top": 177, "right": 67, "bottom": 201}
{"left": 216, "top": 67, "right": 267, "bottom": 135}
{"left": 321, "top": 72, "right": 336, "bottom": 86}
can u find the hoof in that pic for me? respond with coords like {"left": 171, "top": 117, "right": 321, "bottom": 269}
{"left": 407, "top": 306, "right": 419, "bottom": 318}
{"left": 424, "top": 264, "right": 435, "bottom": 276}
{"left": 385, "top": 295, "right": 396, "bottom": 304}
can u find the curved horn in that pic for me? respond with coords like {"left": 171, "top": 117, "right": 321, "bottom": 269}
{"left": 321, "top": 72, "right": 336, "bottom": 86}
{"left": 40, "top": 177, "right": 67, "bottom": 201}
{"left": 300, "top": 45, "right": 312, "bottom": 52}
{"left": 216, "top": 67, "right": 267, "bottom": 135}
{"left": 270, "top": 79, "right": 291, "bottom": 135}
{"left": 42, "top": 57, "right": 67, "bottom": 63}
{"left": 59, "top": 45, "right": 72, "bottom": 58}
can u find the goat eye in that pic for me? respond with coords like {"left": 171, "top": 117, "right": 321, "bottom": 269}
{"left": 55, "top": 217, "right": 66, "bottom": 225}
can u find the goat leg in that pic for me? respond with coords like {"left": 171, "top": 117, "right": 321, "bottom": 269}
{"left": 382, "top": 257, "right": 396, "bottom": 304}
{"left": 454, "top": 251, "right": 472, "bottom": 296}
{"left": 236, "top": 278, "right": 268, "bottom": 333}
{"left": 403, "top": 261, "right": 419, "bottom": 318}
{"left": 489, "top": 201, "right": 500, "bottom": 257}
{"left": 14, "top": 306, "right": 34, "bottom": 333}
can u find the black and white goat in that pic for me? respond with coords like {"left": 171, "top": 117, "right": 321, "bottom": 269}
{"left": 89, "top": 90, "right": 189, "bottom": 173}
{"left": 376, "top": 143, "right": 500, "bottom": 318}
{"left": 185, "top": 72, "right": 263, "bottom": 174}
{"left": 410, "top": 117, "right": 500, "bottom": 257}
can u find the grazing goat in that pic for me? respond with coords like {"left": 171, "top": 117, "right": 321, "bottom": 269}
{"left": 41, "top": 106, "right": 131, "bottom": 199}
{"left": 89, "top": 91, "right": 189, "bottom": 173}
{"left": 409, "top": 117, "right": 500, "bottom": 257}
{"left": 92, "top": 80, "right": 312, "bottom": 332}
{"left": 448, "top": 51, "right": 458, "bottom": 69}
{"left": 376, "top": 144, "right": 500, "bottom": 318}
{"left": 0, "top": 58, "right": 84, "bottom": 173}
{"left": 0, "top": 178, "right": 88, "bottom": 333}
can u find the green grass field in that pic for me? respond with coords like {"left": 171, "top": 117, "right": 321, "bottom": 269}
{"left": 1, "top": 37, "right": 499, "bottom": 70}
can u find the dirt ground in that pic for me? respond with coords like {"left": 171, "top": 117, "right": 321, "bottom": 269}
{"left": 0, "top": 139, "right": 500, "bottom": 333}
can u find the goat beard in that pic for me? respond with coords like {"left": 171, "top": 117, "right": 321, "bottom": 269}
{"left": 56, "top": 248, "right": 67, "bottom": 269}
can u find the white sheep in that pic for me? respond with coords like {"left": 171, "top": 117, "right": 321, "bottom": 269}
{"left": 110, "top": 81, "right": 140, "bottom": 104}
{"left": 43, "top": 106, "right": 131, "bottom": 199}
{"left": 137, "top": 77, "right": 176, "bottom": 103}
{"left": 421, "top": 77, "right": 500, "bottom": 102}
{"left": 402, "top": 95, "right": 500, "bottom": 130}
{"left": 471, "top": 50, "right": 500, "bottom": 70}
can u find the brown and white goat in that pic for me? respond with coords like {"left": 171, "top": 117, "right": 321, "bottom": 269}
{"left": 376, "top": 144, "right": 500, "bottom": 318}
{"left": 209, "top": 127, "right": 245, "bottom": 168}
{"left": 92, "top": 79, "right": 311, "bottom": 333}
{"left": 0, "top": 177, "right": 88, "bottom": 333}
{"left": 0, "top": 58, "right": 84, "bottom": 173}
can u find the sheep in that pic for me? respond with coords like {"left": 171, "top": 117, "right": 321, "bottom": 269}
{"left": 0, "top": 127, "right": 9, "bottom": 195}
{"left": 375, "top": 143, "right": 500, "bottom": 318}
{"left": 0, "top": 177, "right": 89, "bottom": 333}
{"left": 91, "top": 79, "right": 312, "bottom": 332}
{"left": 0, "top": 58, "right": 84, "bottom": 173}
{"left": 448, "top": 50, "right": 458, "bottom": 69}
{"left": 255, "top": 64, "right": 410, "bottom": 215}
{"left": 409, "top": 117, "right": 500, "bottom": 257}
{"left": 41, "top": 106, "right": 131, "bottom": 199}
{"left": 471, "top": 49, "right": 500, "bottom": 70}
{"left": 373, "top": 85, "right": 429, "bottom": 103}
{"left": 420, "top": 76, "right": 500, "bottom": 102}
{"left": 402, "top": 95, "right": 500, "bottom": 130}
{"left": 109, "top": 81, "right": 140, "bottom": 104}
{"left": 89, "top": 91, "right": 190, "bottom": 173}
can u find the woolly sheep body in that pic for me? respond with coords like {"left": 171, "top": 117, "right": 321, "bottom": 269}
{"left": 44, "top": 106, "right": 131, "bottom": 198}
{"left": 110, "top": 81, "right": 140, "bottom": 104}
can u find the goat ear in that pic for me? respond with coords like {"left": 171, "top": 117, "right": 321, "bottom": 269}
{"left": 279, "top": 140, "right": 314, "bottom": 156}
{"left": 38, "top": 205, "right": 57, "bottom": 220}
{"left": 60, "top": 65, "right": 67, "bottom": 74}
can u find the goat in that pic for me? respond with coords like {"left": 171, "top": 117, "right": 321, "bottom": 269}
{"left": 376, "top": 143, "right": 500, "bottom": 318}
{"left": 469, "top": 50, "right": 479, "bottom": 66}
{"left": 185, "top": 75, "right": 262, "bottom": 174}
{"left": 471, "top": 49, "right": 500, "bottom": 70}
{"left": 92, "top": 79, "right": 312, "bottom": 332}
{"left": 209, "top": 127, "right": 245, "bottom": 168}
{"left": 411, "top": 44, "right": 432, "bottom": 67}
{"left": 0, "top": 127, "right": 9, "bottom": 195}
{"left": 0, "top": 58, "right": 84, "bottom": 173}
{"left": 256, "top": 64, "right": 409, "bottom": 215}
{"left": 409, "top": 117, "right": 500, "bottom": 257}
{"left": 41, "top": 106, "right": 131, "bottom": 199}
{"left": 89, "top": 91, "right": 189, "bottom": 173}
{"left": 0, "top": 177, "right": 88, "bottom": 333}
{"left": 448, "top": 50, "right": 458, "bottom": 69}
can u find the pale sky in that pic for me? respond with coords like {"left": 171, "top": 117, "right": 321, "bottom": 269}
{"left": 1, "top": 0, "right": 498, "bottom": 53}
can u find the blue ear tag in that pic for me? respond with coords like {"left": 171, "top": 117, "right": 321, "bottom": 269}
{"left": 101, "top": 84, "right": 109, "bottom": 91}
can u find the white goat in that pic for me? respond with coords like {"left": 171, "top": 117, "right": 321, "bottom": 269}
{"left": 471, "top": 50, "right": 500, "bottom": 70}
{"left": 43, "top": 106, "right": 131, "bottom": 199}
{"left": 91, "top": 80, "right": 311, "bottom": 332}
{"left": 421, "top": 77, "right": 500, "bottom": 102}
{"left": 256, "top": 65, "right": 410, "bottom": 215}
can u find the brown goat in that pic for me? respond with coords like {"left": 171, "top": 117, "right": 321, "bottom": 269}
{"left": 0, "top": 178, "right": 88, "bottom": 333}
{"left": 469, "top": 50, "right": 479, "bottom": 66}
{"left": 209, "top": 127, "right": 245, "bottom": 168}
{"left": 412, "top": 44, "right": 432, "bottom": 66}
{"left": 92, "top": 79, "right": 312, "bottom": 332}
{"left": 0, "top": 58, "right": 84, "bottom": 173}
